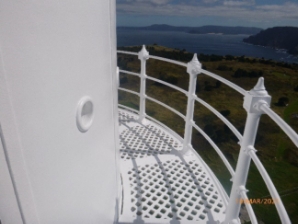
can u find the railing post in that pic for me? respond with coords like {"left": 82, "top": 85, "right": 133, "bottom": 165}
{"left": 183, "top": 54, "right": 202, "bottom": 153}
{"left": 138, "top": 45, "right": 149, "bottom": 123}
{"left": 224, "top": 77, "right": 271, "bottom": 224}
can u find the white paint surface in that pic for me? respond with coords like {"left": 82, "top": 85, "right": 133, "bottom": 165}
{"left": 0, "top": 135, "right": 23, "bottom": 224}
{"left": 0, "top": 0, "right": 118, "bottom": 223}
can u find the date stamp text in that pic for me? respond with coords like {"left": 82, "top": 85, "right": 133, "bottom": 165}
{"left": 236, "top": 198, "right": 279, "bottom": 205}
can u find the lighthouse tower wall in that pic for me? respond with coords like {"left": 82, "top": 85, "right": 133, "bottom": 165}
{"left": 0, "top": 0, "right": 118, "bottom": 223}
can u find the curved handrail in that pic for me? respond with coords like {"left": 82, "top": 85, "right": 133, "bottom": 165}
{"left": 201, "top": 69, "right": 246, "bottom": 95}
{"left": 239, "top": 190, "right": 258, "bottom": 224}
{"left": 192, "top": 123, "right": 235, "bottom": 176}
{"left": 194, "top": 96, "right": 243, "bottom": 141}
{"left": 117, "top": 47, "right": 295, "bottom": 223}
{"left": 146, "top": 76, "right": 188, "bottom": 95}
{"left": 119, "top": 97, "right": 257, "bottom": 223}
{"left": 118, "top": 104, "right": 234, "bottom": 206}
{"left": 117, "top": 50, "right": 243, "bottom": 143}
{"left": 146, "top": 96, "right": 186, "bottom": 120}
{"left": 249, "top": 147, "right": 291, "bottom": 223}
{"left": 117, "top": 50, "right": 138, "bottom": 56}
{"left": 118, "top": 87, "right": 140, "bottom": 96}
{"left": 117, "top": 49, "right": 239, "bottom": 176}
{"left": 260, "top": 104, "right": 298, "bottom": 147}
{"left": 149, "top": 55, "right": 187, "bottom": 67}
{"left": 119, "top": 70, "right": 242, "bottom": 142}
{"left": 117, "top": 49, "right": 246, "bottom": 96}
{"left": 119, "top": 69, "right": 140, "bottom": 77}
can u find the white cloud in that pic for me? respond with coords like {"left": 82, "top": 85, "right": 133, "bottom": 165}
{"left": 255, "top": 2, "right": 298, "bottom": 19}
{"left": 223, "top": 0, "right": 254, "bottom": 6}
{"left": 202, "top": 0, "right": 219, "bottom": 4}
{"left": 150, "top": 0, "right": 171, "bottom": 5}
{"left": 117, "top": 0, "right": 298, "bottom": 22}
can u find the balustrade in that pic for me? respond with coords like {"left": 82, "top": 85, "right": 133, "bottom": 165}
{"left": 117, "top": 45, "right": 296, "bottom": 223}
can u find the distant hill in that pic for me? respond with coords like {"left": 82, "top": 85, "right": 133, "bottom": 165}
{"left": 137, "top": 24, "right": 190, "bottom": 32}
{"left": 243, "top": 27, "right": 298, "bottom": 55}
{"left": 117, "top": 24, "right": 262, "bottom": 35}
{"left": 187, "top": 25, "right": 262, "bottom": 35}
{"left": 117, "top": 24, "right": 189, "bottom": 32}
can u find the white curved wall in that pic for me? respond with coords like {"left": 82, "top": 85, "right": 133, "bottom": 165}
{"left": 0, "top": 0, "right": 118, "bottom": 223}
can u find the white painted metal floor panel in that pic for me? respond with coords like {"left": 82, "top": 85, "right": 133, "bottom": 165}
{"left": 118, "top": 109, "right": 228, "bottom": 224}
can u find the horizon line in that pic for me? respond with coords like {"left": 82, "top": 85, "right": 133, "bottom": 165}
{"left": 116, "top": 24, "right": 298, "bottom": 29}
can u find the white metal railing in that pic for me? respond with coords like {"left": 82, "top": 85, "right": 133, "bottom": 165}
{"left": 117, "top": 45, "right": 296, "bottom": 224}
{"left": 260, "top": 104, "right": 298, "bottom": 147}
{"left": 194, "top": 96, "right": 242, "bottom": 141}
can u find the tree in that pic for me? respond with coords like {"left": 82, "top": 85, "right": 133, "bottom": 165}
{"left": 215, "top": 81, "right": 222, "bottom": 88}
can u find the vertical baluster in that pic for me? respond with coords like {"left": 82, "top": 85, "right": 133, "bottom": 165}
{"left": 183, "top": 54, "right": 202, "bottom": 153}
{"left": 224, "top": 77, "right": 271, "bottom": 223}
{"left": 138, "top": 45, "right": 149, "bottom": 123}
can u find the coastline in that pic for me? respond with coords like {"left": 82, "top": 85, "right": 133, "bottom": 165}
{"left": 117, "top": 30, "right": 298, "bottom": 64}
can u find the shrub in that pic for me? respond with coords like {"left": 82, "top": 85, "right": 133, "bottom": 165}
{"left": 220, "top": 110, "right": 231, "bottom": 117}
{"left": 233, "top": 68, "right": 263, "bottom": 78}
{"left": 215, "top": 81, "right": 221, "bottom": 88}
{"left": 157, "top": 72, "right": 178, "bottom": 85}
{"left": 275, "top": 97, "right": 289, "bottom": 107}
{"left": 217, "top": 65, "right": 230, "bottom": 71}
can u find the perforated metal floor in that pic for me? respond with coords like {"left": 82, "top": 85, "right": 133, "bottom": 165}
{"left": 118, "top": 109, "right": 228, "bottom": 224}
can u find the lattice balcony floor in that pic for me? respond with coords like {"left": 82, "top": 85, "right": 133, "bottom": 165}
{"left": 118, "top": 109, "right": 228, "bottom": 224}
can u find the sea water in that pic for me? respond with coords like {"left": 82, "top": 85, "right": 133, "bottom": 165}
{"left": 117, "top": 29, "right": 298, "bottom": 64}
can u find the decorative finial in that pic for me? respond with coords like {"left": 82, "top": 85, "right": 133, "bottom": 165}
{"left": 138, "top": 45, "right": 149, "bottom": 60}
{"left": 243, "top": 76, "right": 271, "bottom": 113}
{"left": 187, "top": 53, "right": 201, "bottom": 75}
{"left": 192, "top": 53, "right": 199, "bottom": 63}
{"left": 253, "top": 77, "right": 265, "bottom": 91}
{"left": 250, "top": 77, "right": 268, "bottom": 96}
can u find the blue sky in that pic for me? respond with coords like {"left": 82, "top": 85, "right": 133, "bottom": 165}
{"left": 116, "top": 0, "right": 298, "bottom": 28}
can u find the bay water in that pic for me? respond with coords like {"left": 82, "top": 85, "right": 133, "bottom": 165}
{"left": 117, "top": 29, "right": 298, "bottom": 64}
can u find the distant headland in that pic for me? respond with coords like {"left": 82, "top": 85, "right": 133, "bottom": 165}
{"left": 243, "top": 27, "right": 298, "bottom": 56}
{"left": 117, "top": 24, "right": 262, "bottom": 35}
{"left": 117, "top": 24, "right": 298, "bottom": 58}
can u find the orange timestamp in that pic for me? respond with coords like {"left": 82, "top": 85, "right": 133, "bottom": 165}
{"left": 236, "top": 198, "right": 279, "bottom": 205}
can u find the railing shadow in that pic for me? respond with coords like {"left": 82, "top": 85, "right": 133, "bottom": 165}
{"left": 119, "top": 118, "right": 222, "bottom": 223}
